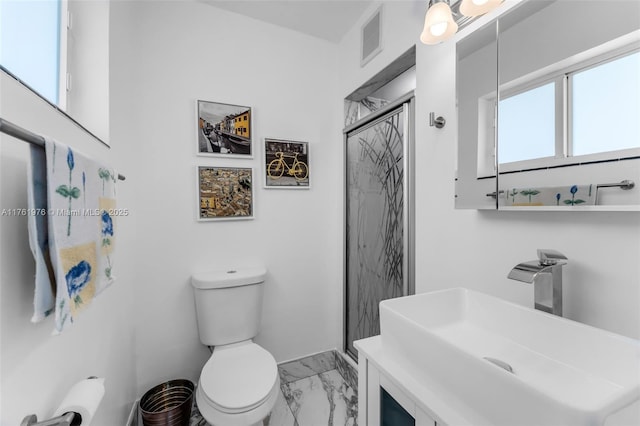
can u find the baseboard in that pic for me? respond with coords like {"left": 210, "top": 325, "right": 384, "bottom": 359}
{"left": 334, "top": 350, "right": 358, "bottom": 391}
{"left": 278, "top": 349, "right": 336, "bottom": 384}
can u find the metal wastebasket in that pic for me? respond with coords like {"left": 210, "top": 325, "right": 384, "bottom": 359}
{"left": 140, "top": 379, "right": 194, "bottom": 426}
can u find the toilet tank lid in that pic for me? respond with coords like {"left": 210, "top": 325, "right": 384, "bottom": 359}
{"left": 191, "top": 267, "right": 267, "bottom": 289}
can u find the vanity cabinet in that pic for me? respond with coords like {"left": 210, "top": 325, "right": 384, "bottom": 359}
{"left": 357, "top": 346, "right": 438, "bottom": 426}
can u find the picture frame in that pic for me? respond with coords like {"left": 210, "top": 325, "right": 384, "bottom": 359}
{"left": 197, "top": 166, "right": 254, "bottom": 221}
{"left": 197, "top": 100, "right": 253, "bottom": 158}
{"left": 264, "top": 138, "right": 310, "bottom": 189}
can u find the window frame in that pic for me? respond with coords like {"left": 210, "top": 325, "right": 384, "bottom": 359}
{"left": 58, "top": 0, "right": 69, "bottom": 109}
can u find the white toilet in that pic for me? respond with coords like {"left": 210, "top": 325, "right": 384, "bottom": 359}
{"left": 191, "top": 267, "right": 279, "bottom": 426}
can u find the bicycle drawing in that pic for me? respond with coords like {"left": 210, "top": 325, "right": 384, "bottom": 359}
{"left": 267, "top": 152, "right": 308, "bottom": 181}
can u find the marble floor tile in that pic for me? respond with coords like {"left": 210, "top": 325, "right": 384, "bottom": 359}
{"left": 279, "top": 351, "right": 336, "bottom": 384}
{"left": 319, "top": 370, "right": 358, "bottom": 426}
{"left": 264, "top": 387, "right": 297, "bottom": 426}
{"left": 282, "top": 370, "right": 357, "bottom": 426}
{"left": 189, "top": 399, "right": 207, "bottom": 426}
{"left": 282, "top": 374, "right": 331, "bottom": 425}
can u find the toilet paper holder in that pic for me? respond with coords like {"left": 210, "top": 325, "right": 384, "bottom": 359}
{"left": 21, "top": 376, "right": 100, "bottom": 426}
{"left": 20, "top": 412, "right": 78, "bottom": 426}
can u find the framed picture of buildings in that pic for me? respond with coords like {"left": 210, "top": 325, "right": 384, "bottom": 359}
{"left": 197, "top": 100, "right": 252, "bottom": 158}
{"left": 197, "top": 166, "right": 254, "bottom": 220}
{"left": 264, "top": 138, "right": 310, "bottom": 189}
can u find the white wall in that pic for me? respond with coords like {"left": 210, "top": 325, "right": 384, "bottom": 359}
{"left": 337, "top": 1, "right": 640, "bottom": 341}
{"left": 109, "top": 1, "right": 344, "bottom": 396}
{"left": 0, "top": 74, "right": 137, "bottom": 424}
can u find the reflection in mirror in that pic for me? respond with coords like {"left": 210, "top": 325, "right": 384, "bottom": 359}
{"left": 496, "top": 0, "right": 640, "bottom": 209}
{"left": 0, "top": 0, "right": 110, "bottom": 144}
{"left": 455, "top": 21, "right": 498, "bottom": 209}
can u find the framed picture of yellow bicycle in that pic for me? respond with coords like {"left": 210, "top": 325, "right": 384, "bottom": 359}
{"left": 264, "top": 138, "right": 310, "bottom": 189}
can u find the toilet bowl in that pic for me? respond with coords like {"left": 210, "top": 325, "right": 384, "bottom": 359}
{"left": 191, "top": 267, "right": 278, "bottom": 425}
{"left": 195, "top": 341, "right": 279, "bottom": 426}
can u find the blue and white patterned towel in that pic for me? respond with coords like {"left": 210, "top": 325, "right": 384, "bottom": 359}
{"left": 28, "top": 139, "right": 117, "bottom": 333}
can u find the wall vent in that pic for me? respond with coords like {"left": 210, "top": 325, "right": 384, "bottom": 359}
{"left": 361, "top": 6, "right": 382, "bottom": 67}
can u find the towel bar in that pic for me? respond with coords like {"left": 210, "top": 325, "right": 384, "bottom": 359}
{"left": 0, "top": 117, "right": 125, "bottom": 181}
{"left": 597, "top": 180, "right": 635, "bottom": 190}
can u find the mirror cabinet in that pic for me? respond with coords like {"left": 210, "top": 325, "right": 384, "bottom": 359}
{"left": 456, "top": 0, "right": 640, "bottom": 210}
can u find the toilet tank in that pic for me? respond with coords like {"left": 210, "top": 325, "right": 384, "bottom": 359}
{"left": 191, "top": 267, "right": 267, "bottom": 346}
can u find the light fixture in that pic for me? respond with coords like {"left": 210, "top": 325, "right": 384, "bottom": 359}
{"left": 420, "top": 0, "right": 503, "bottom": 45}
{"left": 420, "top": 0, "right": 458, "bottom": 45}
{"left": 459, "top": 0, "right": 502, "bottom": 17}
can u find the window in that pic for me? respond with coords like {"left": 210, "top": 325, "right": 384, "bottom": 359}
{"left": 496, "top": 46, "right": 640, "bottom": 171}
{"left": 498, "top": 82, "right": 556, "bottom": 163}
{"left": 0, "top": 0, "right": 64, "bottom": 105}
{"left": 571, "top": 52, "right": 640, "bottom": 156}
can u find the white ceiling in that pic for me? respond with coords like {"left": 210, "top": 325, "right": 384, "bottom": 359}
{"left": 199, "top": 0, "right": 374, "bottom": 43}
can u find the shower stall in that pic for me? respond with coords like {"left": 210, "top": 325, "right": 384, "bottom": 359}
{"left": 344, "top": 92, "right": 415, "bottom": 360}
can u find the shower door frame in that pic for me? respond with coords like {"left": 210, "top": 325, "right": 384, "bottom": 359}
{"left": 343, "top": 91, "right": 416, "bottom": 361}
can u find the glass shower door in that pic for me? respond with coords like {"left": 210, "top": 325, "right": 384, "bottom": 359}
{"left": 345, "top": 101, "right": 413, "bottom": 360}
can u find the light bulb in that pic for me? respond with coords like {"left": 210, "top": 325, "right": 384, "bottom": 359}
{"left": 420, "top": 1, "right": 458, "bottom": 45}
{"left": 430, "top": 22, "right": 448, "bottom": 37}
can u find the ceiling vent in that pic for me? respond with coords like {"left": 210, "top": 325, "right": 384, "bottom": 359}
{"left": 361, "top": 6, "right": 383, "bottom": 67}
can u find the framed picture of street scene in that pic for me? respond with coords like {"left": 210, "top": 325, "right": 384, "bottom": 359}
{"left": 264, "top": 139, "right": 310, "bottom": 189}
{"left": 197, "top": 100, "right": 252, "bottom": 158}
{"left": 197, "top": 166, "right": 254, "bottom": 221}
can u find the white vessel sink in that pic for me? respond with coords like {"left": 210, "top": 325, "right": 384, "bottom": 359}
{"left": 379, "top": 288, "right": 640, "bottom": 425}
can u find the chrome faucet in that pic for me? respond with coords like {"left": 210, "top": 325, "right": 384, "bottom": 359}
{"left": 508, "top": 249, "right": 568, "bottom": 316}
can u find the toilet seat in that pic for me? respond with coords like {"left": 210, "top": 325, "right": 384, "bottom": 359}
{"left": 199, "top": 341, "right": 278, "bottom": 414}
